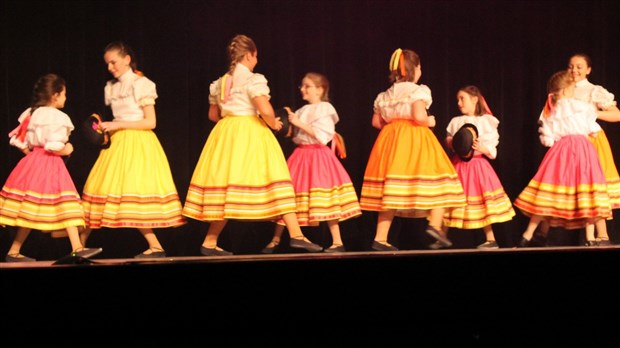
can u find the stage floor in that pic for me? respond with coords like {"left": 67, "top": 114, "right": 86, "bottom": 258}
{"left": 1, "top": 243, "right": 619, "bottom": 269}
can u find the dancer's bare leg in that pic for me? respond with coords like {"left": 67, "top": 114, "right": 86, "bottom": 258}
{"left": 522, "top": 215, "right": 543, "bottom": 241}
{"left": 79, "top": 226, "right": 91, "bottom": 246}
{"left": 282, "top": 212, "right": 322, "bottom": 251}
{"left": 375, "top": 210, "right": 395, "bottom": 247}
{"left": 483, "top": 225, "right": 496, "bottom": 243}
{"left": 585, "top": 222, "right": 596, "bottom": 242}
{"left": 6, "top": 227, "right": 32, "bottom": 257}
{"left": 202, "top": 220, "right": 228, "bottom": 250}
{"left": 327, "top": 220, "right": 343, "bottom": 247}
{"left": 428, "top": 208, "right": 446, "bottom": 237}
{"left": 594, "top": 218, "right": 609, "bottom": 244}
{"left": 137, "top": 228, "right": 165, "bottom": 254}
{"left": 66, "top": 226, "right": 85, "bottom": 251}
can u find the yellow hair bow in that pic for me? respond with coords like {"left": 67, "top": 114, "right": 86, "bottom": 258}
{"left": 389, "top": 48, "right": 406, "bottom": 76}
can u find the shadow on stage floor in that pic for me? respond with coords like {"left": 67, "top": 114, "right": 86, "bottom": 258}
{"left": 2, "top": 244, "right": 619, "bottom": 345}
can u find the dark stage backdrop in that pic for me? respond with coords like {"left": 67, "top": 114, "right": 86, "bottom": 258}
{"left": 1, "top": 0, "right": 619, "bottom": 259}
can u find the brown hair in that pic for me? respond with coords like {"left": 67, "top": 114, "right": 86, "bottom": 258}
{"left": 104, "top": 41, "right": 138, "bottom": 71}
{"left": 389, "top": 49, "right": 420, "bottom": 83}
{"left": 30, "top": 73, "right": 66, "bottom": 113}
{"left": 303, "top": 72, "right": 330, "bottom": 102}
{"left": 568, "top": 52, "right": 592, "bottom": 68}
{"left": 227, "top": 34, "right": 257, "bottom": 74}
{"left": 458, "top": 85, "right": 493, "bottom": 116}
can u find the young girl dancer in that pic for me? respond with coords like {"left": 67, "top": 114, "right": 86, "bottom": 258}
{"left": 442, "top": 86, "right": 515, "bottom": 249}
{"left": 182, "top": 35, "right": 322, "bottom": 255}
{"left": 359, "top": 48, "right": 466, "bottom": 251}
{"left": 1, "top": 74, "right": 102, "bottom": 261}
{"left": 262, "top": 72, "right": 362, "bottom": 253}
{"left": 80, "top": 41, "right": 186, "bottom": 258}
{"left": 514, "top": 70, "right": 611, "bottom": 246}
{"left": 535, "top": 53, "right": 619, "bottom": 246}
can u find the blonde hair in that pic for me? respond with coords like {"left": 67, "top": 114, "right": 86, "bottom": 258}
{"left": 542, "top": 70, "right": 573, "bottom": 118}
{"left": 547, "top": 70, "right": 573, "bottom": 105}
{"left": 303, "top": 72, "right": 330, "bottom": 102}
{"left": 227, "top": 34, "right": 257, "bottom": 74}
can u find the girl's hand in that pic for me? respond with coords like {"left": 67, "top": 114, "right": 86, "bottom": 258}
{"left": 52, "top": 142, "right": 73, "bottom": 156}
{"left": 371, "top": 113, "right": 386, "bottom": 129}
{"left": 427, "top": 115, "right": 436, "bottom": 128}
{"left": 472, "top": 139, "right": 487, "bottom": 155}
{"left": 288, "top": 112, "right": 300, "bottom": 126}
{"left": 100, "top": 121, "right": 118, "bottom": 132}
{"left": 471, "top": 139, "right": 480, "bottom": 150}
{"left": 8, "top": 126, "right": 20, "bottom": 138}
{"left": 273, "top": 118, "right": 283, "bottom": 131}
{"left": 64, "top": 142, "right": 74, "bottom": 155}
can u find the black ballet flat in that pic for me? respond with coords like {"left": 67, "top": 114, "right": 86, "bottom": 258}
{"left": 200, "top": 246, "right": 233, "bottom": 256}
{"left": 516, "top": 237, "right": 531, "bottom": 248}
{"left": 371, "top": 240, "right": 398, "bottom": 251}
{"left": 324, "top": 244, "right": 346, "bottom": 253}
{"left": 134, "top": 248, "right": 165, "bottom": 259}
{"left": 73, "top": 247, "right": 103, "bottom": 259}
{"left": 289, "top": 237, "right": 323, "bottom": 252}
{"left": 425, "top": 226, "right": 452, "bottom": 248}
{"left": 261, "top": 240, "right": 280, "bottom": 254}
{"left": 429, "top": 241, "right": 450, "bottom": 250}
{"left": 596, "top": 238, "right": 612, "bottom": 246}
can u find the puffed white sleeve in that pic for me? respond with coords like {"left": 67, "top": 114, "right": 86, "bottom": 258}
{"left": 446, "top": 117, "right": 462, "bottom": 137}
{"left": 372, "top": 92, "right": 384, "bottom": 115}
{"left": 480, "top": 115, "right": 500, "bottom": 159}
{"left": 247, "top": 73, "right": 270, "bottom": 100}
{"left": 44, "top": 111, "right": 74, "bottom": 152}
{"left": 309, "top": 103, "right": 337, "bottom": 145}
{"left": 538, "top": 113, "right": 555, "bottom": 147}
{"left": 8, "top": 109, "right": 31, "bottom": 150}
{"left": 133, "top": 76, "right": 158, "bottom": 107}
{"left": 410, "top": 84, "right": 433, "bottom": 109}
{"left": 590, "top": 85, "right": 616, "bottom": 110}
{"left": 208, "top": 77, "right": 222, "bottom": 105}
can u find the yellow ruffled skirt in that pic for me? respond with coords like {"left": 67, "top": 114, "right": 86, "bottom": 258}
{"left": 82, "top": 129, "right": 186, "bottom": 228}
{"left": 183, "top": 115, "right": 297, "bottom": 221}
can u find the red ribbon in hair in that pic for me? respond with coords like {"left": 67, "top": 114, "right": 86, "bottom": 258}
{"left": 398, "top": 52, "right": 406, "bottom": 77}
{"left": 542, "top": 93, "right": 555, "bottom": 118}
{"left": 479, "top": 95, "right": 493, "bottom": 115}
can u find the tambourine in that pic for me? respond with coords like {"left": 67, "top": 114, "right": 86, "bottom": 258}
{"left": 82, "top": 113, "right": 111, "bottom": 148}
{"left": 452, "top": 123, "right": 478, "bottom": 161}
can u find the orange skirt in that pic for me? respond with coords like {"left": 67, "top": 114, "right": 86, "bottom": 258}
{"left": 360, "top": 120, "right": 466, "bottom": 218}
{"left": 589, "top": 130, "right": 620, "bottom": 209}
